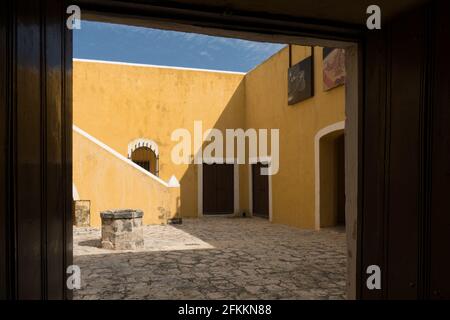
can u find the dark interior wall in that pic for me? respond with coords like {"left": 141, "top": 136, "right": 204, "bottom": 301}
{"left": 429, "top": 0, "right": 450, "bottom": 299}
{"left": 0, "top": 0, "right": 8, "bottom": 300}
{"left": 362, "top": 4, "right": 424, "bottom": 300}
{"left": 361, "top": 0, "right": 450, "bottom": 299}
{"left": 0, "top": 0, "right": 73, "bottom": 299}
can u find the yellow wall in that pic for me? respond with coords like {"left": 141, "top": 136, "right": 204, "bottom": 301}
{"left": 244, "top": 46, "right": 345, "bottom": 229}
{"left": 74, "top": 61, "right": 246, "bottom": 224}
{"left": 73, "top": 128, "right": 179, "bottom": 226}
{"left": 73, "top": 44, "right": 345, "bottom": 229}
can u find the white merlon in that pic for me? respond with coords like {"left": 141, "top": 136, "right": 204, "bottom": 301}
{"left": 167, "top": 175, "right": 180, "bottom": 188}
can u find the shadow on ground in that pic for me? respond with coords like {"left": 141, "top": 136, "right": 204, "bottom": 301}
{"left": 73, "top": 217, "right": 347, "bottom": 300}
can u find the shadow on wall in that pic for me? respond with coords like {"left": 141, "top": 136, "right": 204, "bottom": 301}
{"left": 179, "top": 45, "right": 346, "bottom": 229}
{"left": 179, "top": 79, "right": 248, "bottom": 218}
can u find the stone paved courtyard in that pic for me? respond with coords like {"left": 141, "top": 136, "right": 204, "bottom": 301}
{"left": 73, "top": 216, "right": 347, "bottom": 300}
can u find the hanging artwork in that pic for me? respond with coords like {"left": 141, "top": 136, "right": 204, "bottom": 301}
{"left": 288, "top": 55, "right": 314, "bottom": 105}
{"left": 323, "top": 48, "right": 346, "bottom": 91}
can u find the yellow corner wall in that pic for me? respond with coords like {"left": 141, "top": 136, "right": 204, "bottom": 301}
{"left": 244, "top": 46, "right": 345, "bottom": 229}
{"left": 73, "top": 61, "right": 246, "bottom": 222}
{"left": 73, "top": 128, "right": 179, "bottom": 226}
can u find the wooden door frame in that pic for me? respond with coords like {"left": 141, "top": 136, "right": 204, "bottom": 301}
{"left": 76, "top": 3, "right": 363, "bottom": 300}
{"left": 1, "top": 0, "right": 73, "bottom": 299}
{"left": 3, "top": 0, "right": 445, "bottom": 300}
{"left": 1, "top": 0, "right": 367, "bottom": 299}
{"left": 72, "top": 0, "right": 448, "bottom": 300}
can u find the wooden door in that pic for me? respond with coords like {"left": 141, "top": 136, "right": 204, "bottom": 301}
{"left": 203, "top": 163, "right": 234, "bottom": 214}
{"left": 252, "top": 163, "right": 269, "bottom": 218}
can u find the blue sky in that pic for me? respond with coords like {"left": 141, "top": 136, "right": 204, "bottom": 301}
{"left": 74, "top": 21, "right": 285, "bottom": 73}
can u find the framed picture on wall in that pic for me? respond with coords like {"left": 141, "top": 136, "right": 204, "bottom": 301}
{"left": 288, "top": 55, "right": 314, "bottom": 105}
{"left": 323, "top": 47, "right": 346, "bottom": 91}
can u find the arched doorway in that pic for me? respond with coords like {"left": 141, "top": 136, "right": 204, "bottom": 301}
{"left": 315, "top": 121, "right": 345, "bottom": 229}
{"left": 128, "top": 138, "right": 159, "bottom": 176}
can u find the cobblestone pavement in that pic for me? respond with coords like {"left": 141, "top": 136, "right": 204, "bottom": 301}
{"left": 73, "top": 217, "right": 347, "bottom": 300}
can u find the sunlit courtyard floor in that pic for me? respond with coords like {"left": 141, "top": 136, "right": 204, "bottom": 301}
{"left": 73, "top": 216, "right": 346, "bottom": 300}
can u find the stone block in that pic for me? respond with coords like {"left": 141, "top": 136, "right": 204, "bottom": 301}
{"left": 100, "top": 209, "right": 144, "bottom": 250}
{"left": 74, "top": 200, "right": 90, "bottom": 227}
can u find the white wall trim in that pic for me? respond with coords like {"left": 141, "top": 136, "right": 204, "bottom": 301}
{"left": 314, "top": 121, "right": 345, "bottom": 230}
{"left": 197, "top": 157, "right": 239, "bottom": 217}
{"left": 73, "top": 58, "right": 246, "bottom": 75}
{"left": 72, "top": 183, "right": 80, "bottom": 201}
{"left": 73, "top": 125, "right": 179, "bottom": 188}
{"left": 248, "top": 157, "right": 273, "bottom": 222}
{"left": 127, "top": 138, "right": 159, "bottom": 158}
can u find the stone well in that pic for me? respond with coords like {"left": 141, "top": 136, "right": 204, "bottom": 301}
{"left": 100, "top": 209, "right": 144, "bottom": 250}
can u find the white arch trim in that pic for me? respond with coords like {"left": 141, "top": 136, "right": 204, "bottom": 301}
{"left": 314, "top": 121, "right": 345, "bottom": 230}
{"left": 127, "top": 138, "right": 159, "bottom": 158}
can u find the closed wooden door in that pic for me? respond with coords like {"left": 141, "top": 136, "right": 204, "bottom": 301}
{"left": 252, "top": 163, "right": 269, "bottom": 218}
{"left": 203, "top": 163, "right": 234, "bottom": 214}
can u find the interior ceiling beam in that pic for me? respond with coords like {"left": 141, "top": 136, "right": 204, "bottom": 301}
{"left": 74, "top": 0, "right": 364, "bottom": 46}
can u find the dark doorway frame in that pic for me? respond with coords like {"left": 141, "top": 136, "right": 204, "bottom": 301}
{"left": 9, "top": 0, "right": 448, "bottom": 300}
{"left": 1, "top": 0, "right": 364, "bottom": 300}
{"left": 73, "top": 3, "right": 363, "bottom": 299}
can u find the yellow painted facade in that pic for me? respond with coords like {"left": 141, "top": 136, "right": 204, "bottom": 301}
{"left": 244, "top": 46, "right": 345, "bottom": 229}
{"left": 73, "top": 45, "right": 345, "bottom": 229}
